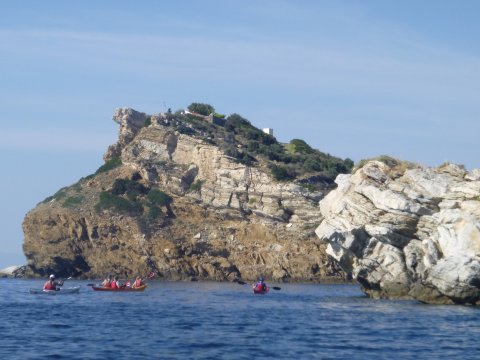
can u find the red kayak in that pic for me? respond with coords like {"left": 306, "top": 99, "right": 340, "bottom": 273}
{"left": 92, "top": 284, "right": 148, "bottom": 292}
{"left": 252, "top": 285, "right": 269, "bottom": 294}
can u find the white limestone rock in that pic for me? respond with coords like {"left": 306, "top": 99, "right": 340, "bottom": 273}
{"left": 0, "top": 265, "right": 26, "bottom": 278}
{"left": 316, "top": 160, "right": 480, "bottom": 305}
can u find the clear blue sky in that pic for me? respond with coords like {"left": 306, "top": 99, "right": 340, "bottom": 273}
{"left": 1, "top": 0, "right": 479, "bottom": 268}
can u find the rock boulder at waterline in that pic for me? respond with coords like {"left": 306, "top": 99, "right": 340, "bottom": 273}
{"left": 316, "top": 159, "right": 480, "bottom": 304}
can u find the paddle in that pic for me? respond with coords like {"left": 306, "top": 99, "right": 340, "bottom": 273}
{"left": 234, "top": 279, "right": 281, "bottom": 290}
{"left": 58, "top": 276, "right": 72, "bottom": 287}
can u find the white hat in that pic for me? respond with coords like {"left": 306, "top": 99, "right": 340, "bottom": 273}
{"left": 49, "top": 274, "right": 55, "bottom": 279}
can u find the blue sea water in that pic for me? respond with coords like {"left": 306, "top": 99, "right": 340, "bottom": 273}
{"left": 0, "top": 279, "right": 479, "bottom": 359}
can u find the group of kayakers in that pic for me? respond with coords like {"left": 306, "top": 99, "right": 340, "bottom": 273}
{"left": 101, "top": 274, "right": 145, "bottom": 289}
{"left": 43, "top": 273, "right": 145, "bottom": 290}
{"left": 43, "top": 273, "right": 267, "bottom": 292}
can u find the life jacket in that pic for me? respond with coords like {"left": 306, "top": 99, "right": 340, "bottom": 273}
{"left": 102, "top": 280, "right": 111, "bottom": 288}
{"left": 111, "top": 280, "right": 118, "bottom": 289}
{"left": 44, "top": 281, "right": 56, "bottom": 291}
{"left": 133, "top": 279, "right": 142, "bottom": 288}
{"left": 255, "top": 282, "right": 266, "bottom": 291}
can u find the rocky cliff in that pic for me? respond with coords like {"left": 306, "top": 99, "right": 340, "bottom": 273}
{"left": 23, "top": 108, "right": 349, "bottom": 281}
{"left": 315, "top": 159, "right": 480, "bottom": 304}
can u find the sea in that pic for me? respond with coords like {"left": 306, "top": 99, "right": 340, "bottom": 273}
{"left": 1, "top": 279, "right": 479, "bottom": 360}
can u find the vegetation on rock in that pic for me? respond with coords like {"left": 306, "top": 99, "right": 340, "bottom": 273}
{"left": 187, "top": 103, "right": 215, "bottom": 116}
{"left": 352, "top": 155, "right": 417, "bottom": 177}
{"left": 172, "top": 103, "right": 354, "bottom": 181}
{"left": 94, "top": 157, "right": 122, "bottom": 175}
{"left": 94, "top": 174, "right": 173, "bottom": 223}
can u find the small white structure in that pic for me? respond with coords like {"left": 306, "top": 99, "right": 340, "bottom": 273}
{"left": 263, "top": 128, "right": 273, "bottom": 136}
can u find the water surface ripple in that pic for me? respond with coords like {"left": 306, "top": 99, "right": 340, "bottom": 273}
{"left": 1, "top": 279, "right": 479, "bottom": 359}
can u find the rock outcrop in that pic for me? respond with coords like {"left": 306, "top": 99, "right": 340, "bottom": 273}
{"left": 0, "top": 265, "right": 26, "bottom": 278}
{"left": 23, "top": 108, "right": 346, "bottom": 282}
{"left": 316, "top": 159, "right": 480, "bottom": 304}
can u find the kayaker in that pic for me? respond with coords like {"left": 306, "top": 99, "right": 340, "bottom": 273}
{"left": 110, "top": 275, "right": 122, "bottom": 289}
{"left": 102, "top": 274, "right": 112, "bottom": 288}
{"left": 253, "top": 276, "right": 267, "bottom": 292}
{"left": 132, "top": 276, "right": 144, "bottom": 289}
{"left": 43, "top": 274, "right": 64, "bottom": 291}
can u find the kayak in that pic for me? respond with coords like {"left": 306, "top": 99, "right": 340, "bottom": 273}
{"left": 253, "top": 286, "right": 269, "bottom": 294}
{"left": 92, "top": 284, "right": 148, "bottom": 292}
{"left": 29, "top": 286, "right": 80, "bottom": 295}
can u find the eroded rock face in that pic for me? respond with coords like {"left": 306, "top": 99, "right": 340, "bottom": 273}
{"left": 316, "top": 160, "right": 480, "bottom": 304}
{"left": 23, "top": 108, "right": 343, "bottom": 282}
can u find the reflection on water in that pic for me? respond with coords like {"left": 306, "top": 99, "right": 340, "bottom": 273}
{"left": 0, "top": 279, "right": 479, "bottom": 359}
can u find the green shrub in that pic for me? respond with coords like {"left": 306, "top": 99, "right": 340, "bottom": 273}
{"left": 259, "top": 133, "right": 276, "bottom": 146}
{"left": 247, "top": 140, "right": 260, "bottom": 152}
{"left": 299, "top": 183, "right": 316, "bottom": 192}
{"left": 95, "top": 157, "right": 122, "bottom": 175}
{"left": 224, "top": 145, "right": 240, "bottom": 158}
{"left": 188, "top": 103, "right": 215, "bottom": 116}
{"left": 147, "top": 189, "right": 173, "bottom": 207}
{"left": 177, "top": 125, "right": 197, "bottom": 136}
{"left": 189, "top": 180, "right": 205, "bottom": 192}
{"left": 63, "top": 195, "right": 84, "bottom": 208}
{"left": 144, "top": 116, "right": 152, "bottom": 127}
{"left": 147, "top": 205, "right": 163, "bottom": 220}
{"left": 95, "top": 191, "right": 143, "bottom": 215}
{"left": 111, "top": 179, "right": 128, "bottom": 195}
{"left": 224, "top": 113, "right": 251, "bottom": 133}
{"left": 271, "top": 165, "right": 296, "bottom": 181}
{"left": 303, "top": 157, "right": 322, "bottom": 172}
{"left": 286, "top": 139, "right": 314, "bottom": 154}
{"left": 245, "top": 129, "right": 260, "bottom": 141}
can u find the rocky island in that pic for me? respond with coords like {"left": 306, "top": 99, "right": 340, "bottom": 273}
{"left": 22, "top": 105, "right": 480, "bottom": 305}
{"left": 23, "top": 105, "right": 353, "bottom": 282}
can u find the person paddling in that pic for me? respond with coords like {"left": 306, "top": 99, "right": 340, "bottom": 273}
{"left": 43, "top": 274, "right": 64, "bottom": 291}
{"left": 132, "top": 276, "right": 144, "bottom": 289}
{"left": 253, "top": 276, "right": 267, "bottom": 292}
{"left": 102, "top": 274, "right": 112, "bottom": 288}
{"left": 110, "top": 275, "right": 124, "bottom": 289}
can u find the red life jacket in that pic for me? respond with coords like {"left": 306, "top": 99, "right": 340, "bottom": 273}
{"left": 255, "top": 282, "right": 266, "bottom": 292}
{"left": 44, "top": 281, "right": 56, "bottom": 290}
{"left": 111, "top": 280, "right": 118, "bottom": 289}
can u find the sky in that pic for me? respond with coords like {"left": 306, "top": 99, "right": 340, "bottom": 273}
{"left": 0, "top": 0, "right": 479, "bottom": 268}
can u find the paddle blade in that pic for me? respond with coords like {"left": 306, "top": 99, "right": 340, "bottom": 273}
{"left": 147, "top": 272, "right": 155, "bottom": 280}
{"left": 272, "top": 286, "right": 281, "bottom": 290}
